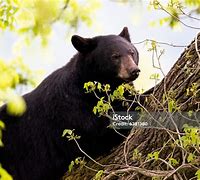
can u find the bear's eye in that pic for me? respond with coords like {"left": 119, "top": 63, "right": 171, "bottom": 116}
{"left": 129, "top": 49, "right": 135, "bottom": 56}
{"left": 111, "top": 53, "right": 121, "bottom": 60}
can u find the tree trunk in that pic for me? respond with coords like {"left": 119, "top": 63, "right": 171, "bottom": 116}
{"left": 63, "top": 33, "right": 200, "bottom": 180}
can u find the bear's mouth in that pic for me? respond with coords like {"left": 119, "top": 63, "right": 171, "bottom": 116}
{"left": 122, "top": 73, "right": 139, "bottom": 82}
{"left": 118, "top": 66, "right": 140, "bottom": 83}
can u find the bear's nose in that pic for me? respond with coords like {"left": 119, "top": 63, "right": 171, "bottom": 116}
{"left": 130, "top": 68, "right": 140, "bottom": 77}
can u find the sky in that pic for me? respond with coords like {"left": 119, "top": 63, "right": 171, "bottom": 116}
{"left": 0, "top": 0, "right": 199, "bottom": 92}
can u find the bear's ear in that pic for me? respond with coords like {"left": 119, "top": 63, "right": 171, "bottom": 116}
{"left": 71, "top": 35, "right": 96, "bottom": 53}
{"left": 119, "top": 27, "right": 131, "bottom": 42}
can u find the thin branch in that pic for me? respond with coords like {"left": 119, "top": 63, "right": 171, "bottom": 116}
{"left": 179, "top": 8, "right": 200, "bottom": 21}
{"left": 74, "top": 139, "right": 106, "bottom": 167}
{"left": 134, "top": 39, "right": 187, "bottom": 47}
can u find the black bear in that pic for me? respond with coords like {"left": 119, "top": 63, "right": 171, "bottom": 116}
{"left": 0, "top": 27, "right": 140, "bottom": 180}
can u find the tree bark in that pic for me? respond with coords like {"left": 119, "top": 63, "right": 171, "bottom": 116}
{"left": 63, "top": 33, "right": 200, "bottom": 180}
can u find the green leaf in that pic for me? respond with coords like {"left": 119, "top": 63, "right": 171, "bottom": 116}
{"left": 93, "top": 106, "right": 97, "bottom": 115}
{"left": 0, "top": 121, "right": 5, "bottom": 130}
{"left": 68, "top": 161, "right": 74, "bottom": 173}
{"left": 62, "top": 129, "right": 73, "bottom": 137}
{"left": 7, "top": 95, "right": 26, "bottom": 116}
{"left": 94, "top": 170, "right": 104, "bottom": 180}
{"left": 187, "top": 153, "right": 195, "bottom": 163}
{"left": 0, "top": 139, "right": 4, "bottom": 147}
{"left": 97, "top": 82, "right": 102, "bottom": 91}
{"left": 169, "top": 157, "right": 179, "bottom": 166}
{"left": 118, "top": 85, "right": 124, "bottom": 96}
{"left": 147, "top": 151, "right": 159, "bottom": 160}
{"left": 195, "top": 169, "right": 200, "bottom": 180}
{"left": 150, "top": 73, "right": 160, "bottom": 80}
{"left": 0, "top": 165, "right": 13, "bottom": 180}
{"left": 104, "top": 84, "right": 110, "bottom": 92}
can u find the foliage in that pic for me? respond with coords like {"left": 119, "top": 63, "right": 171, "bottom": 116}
{"left": 93, "top": 170, "right": 104, "bottom": 180}
{"left": 181, "top": 124, "right": 200, "bottom": 148}
{"left": 62, "top": 131, "right": 85, "bottom": 173}
{"left": 196, "top": 169, "right": 200, "bottom": 180}
{"left": 0, "top": 165, "right": 13, "bottom": 180}
{"left": 62, "top": 129, "right": 81, "bottom": 141}
{"left": 0, "top": 0, "right": 18, "bottom": 30}
{"left": 84, "top": 81, "right": 139, "bottom": 116}
{"left": 149, "top": 0, "right": 200, "bottom": 29}
{"left": 68, "top": 157, "right": 85, "bottom": 173}
{"left": 0, "top": 57, "right": 40, "bottom": 114}
{"left": 147, "top": 151, "right": 159, "bottom": 160}
{"left": 0, "top": 0, "right": 101, "bottom": 45}
{"left": 0, "top": 121, "right": 5, "bottom": 147}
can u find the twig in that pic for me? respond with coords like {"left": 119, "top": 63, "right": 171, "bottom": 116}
{"left": 74, "top": 139, "right": 106, "bottom": 167}
{"left": 134, "top": 39, "right": 187, "bottom": 47}
{"left": 179, "top": 8, "right": 200, "bottom": 21}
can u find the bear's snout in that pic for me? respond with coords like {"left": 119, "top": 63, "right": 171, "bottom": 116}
{"left": 118, "top": 55, "right": 140, "bottom": 82}
{"left": 129, "top": 68, "right": 140, "bottom": 79}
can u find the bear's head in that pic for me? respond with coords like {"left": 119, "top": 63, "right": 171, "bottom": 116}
{"left": 71, "top": 27, "right": 140, "bottom": 86}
